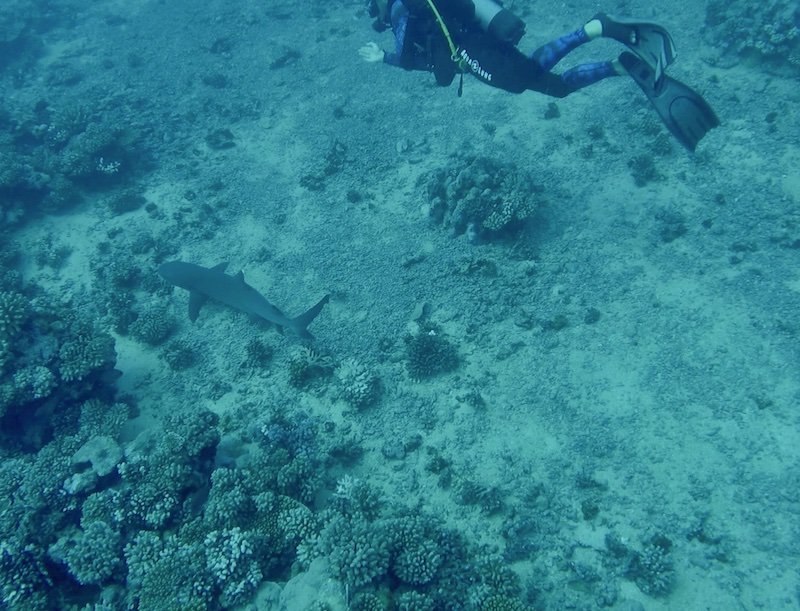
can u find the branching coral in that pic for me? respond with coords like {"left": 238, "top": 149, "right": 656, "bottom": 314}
{"left": 387, "top": 515, "right": 445, "bottom": 586}
{"left": 0, "top": 541, "right": 52, "bottom": 610}
{"left": 0, "top": 290, "right": 27, "bottom": 370}
{"left": 393, "top": 537, "right": 441, "bottom": 585}
{"left": 705, "top": 0, "right": 800, "bottom": 70}
{"left": 129, "top": 306, "right": 176, "bottom": 346}
{"left": 335, "top": 357, "right": 380, "bottom": 409}
{"left": 404, "top": 325, "right": 459, "bottom": 380}
{"left": 331, "top": 475, "right": 383, "bottom": 521}
{"left": 288, "top": 346, "right": 335, "bottom": 388}
{"left": 12, "top": 365, "right": 56, "bottom": 401}
{"left": 48, "top": 521, "right": 122, "bottom": 585}
{"left": 0, "top": 290, "right": 27, "bottom": 340}
{"left": 77, "top": 400, "right": 133, "bottom": 438}
{"left": 317, "top": 515, "right": 390, "bottom": 588}
{"left": 131, "top": 535, "right": 214, "bottom": 611}
{"left": 0, "top": 286, "right": 122, "bottom": 429}
{"left": 204, "top": 527, "right": 263, "bottom": 607}
{"left": 203, "top": 468, "right": 255, "bottom": 529}
{"left": 116, "top": 409, "right": 219, "bottom": 529}
{"left": 626, "top": 541, "right": 675, "bottom": 597}
{"left": 57, "top": 326, "right": 115, "bottom": 383}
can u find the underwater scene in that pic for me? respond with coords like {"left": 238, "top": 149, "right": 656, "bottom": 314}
{"left": 1, "top": 0, "right": 798, "bottom": 609}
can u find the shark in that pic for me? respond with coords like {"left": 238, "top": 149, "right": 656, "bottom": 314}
{"left": 158, "top": 260, "right": 329, "bottom": 340}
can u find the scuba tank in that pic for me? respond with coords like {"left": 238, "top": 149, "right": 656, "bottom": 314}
{"left": 388, "top": 0, "right": 526, "bottom": 46}
{"left": 471, "top": 0, "right": 525, "bottom": 45}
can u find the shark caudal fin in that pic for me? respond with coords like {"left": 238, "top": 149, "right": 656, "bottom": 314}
{"left": 291, "top": 295, "right": 330, "bottom": 340}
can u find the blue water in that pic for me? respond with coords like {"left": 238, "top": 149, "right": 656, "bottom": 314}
{"left": 1, "top": 0, "right": 798, "bottom": 609}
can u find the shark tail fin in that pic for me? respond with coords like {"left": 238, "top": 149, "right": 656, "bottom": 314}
{"left": 292, "top": 294, "right": 330, "bottom": 340}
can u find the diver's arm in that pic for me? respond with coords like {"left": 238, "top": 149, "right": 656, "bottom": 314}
{"left": 386, "top": 4, "right": 430, "bottom": 71}
{"left": 382, "top": 7, "right": 408, "bottom": 66}
{"left": 360, "top": 2, "right": 429, "bottom": 71}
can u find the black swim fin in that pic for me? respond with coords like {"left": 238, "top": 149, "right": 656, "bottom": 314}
{"left": 618, "top": 52, "right": 720, "bottom": 152}
{"left": 594, "top": 13, "right": 676, "bottom": 83}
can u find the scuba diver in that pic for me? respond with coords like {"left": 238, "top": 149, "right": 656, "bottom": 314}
{"left": 360, "top": 0, "right": 719, "bottom": 151}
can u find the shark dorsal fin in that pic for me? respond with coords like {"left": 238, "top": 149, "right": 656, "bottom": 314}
{"left": 211, "top": 262, "right": 229, "bottom": 272}
{"left": 236, "top": 271, "right": 246, "bottom": 284}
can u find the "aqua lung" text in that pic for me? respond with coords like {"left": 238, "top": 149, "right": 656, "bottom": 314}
{"left": 459, "top": 49, "right": 492, "bottom": 81}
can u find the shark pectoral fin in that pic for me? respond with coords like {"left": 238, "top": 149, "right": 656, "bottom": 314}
{"left": 211, "top": 262, "right": 229, "bottom": 272}
{"left": 188, "top": 291, "right": 209, "bottom": 322}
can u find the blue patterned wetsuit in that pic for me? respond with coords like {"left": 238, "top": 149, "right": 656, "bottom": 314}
{"left": 383, "top": 0, "right": 430, "bottom": 70}
{"left": 529, "top": 28, "right": 617, "bottom": 95}
{"left": 382, "top": 0, "right": 618, "bottom": 97}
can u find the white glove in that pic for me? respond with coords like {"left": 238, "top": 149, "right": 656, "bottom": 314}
{"left": 359, "top": 42, "right": 385, "bottom": 63}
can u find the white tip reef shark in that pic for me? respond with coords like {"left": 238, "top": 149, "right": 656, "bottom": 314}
{"left": 158, "top": 261, "right": 329, "bottom": 340}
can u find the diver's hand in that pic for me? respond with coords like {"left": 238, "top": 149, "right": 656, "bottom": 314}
{"left": 359, "top": 42, "right": 384, "bottom": 63}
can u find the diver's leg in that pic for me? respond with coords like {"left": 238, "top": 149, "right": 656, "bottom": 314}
{"left": 528, "top": 57, "right": 624, "bottom": 98}
{"left": 561, "top": 59, "right": 623, "bottom": 91}
{"left": 530, "top": 27, "right": 594, "bottom": 72}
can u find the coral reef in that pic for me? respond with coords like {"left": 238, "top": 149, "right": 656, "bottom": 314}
{"left": 242, "top": 338, "right": 273, "bottom": 369}
{"left": 77, "top": 400, "right": 133, "bottom": 438}
{"left": 160, "top": 338, "right": 197, "bottom": 370}
{"left": 479, "top": 594, "right": 531, "bottom": 611}
{"left": 289, "top": 346, "right": 335, "bottom": 388}
{"left": 335, "top": 357, "right": 381, "bottom": 409}
{"left": 351, "top": 591, "right": 386, "bottom": 610}
{"left": 0, "top": 97, "right": 146, "bottom": 228}
{"left": 317, "top": 515, "right": 390, "bottom": 588}
{"left": 11, "top": 366, "right": 56, "bottom": 403}
{"left": 33, "top": 234, "right": 72, "bottom": 269}
{"left": 391, "top": 527, "right": 441, "bottom": 585}
{"left": 128, "top": 306, "right": 176, "bottom": 346}
{"left": 0, "top": 290, "right": 27, "bottom": 372}
{"left": 287, "top": 346, "right": 335, "bottom": 389}
{"left": 0, "top": 377, "right": 535, "bottom": 611}
{"left": 127, "top": 534, "right": 214, "bottom": 611}
{"left": 0, "top": 288, "right": 119, "bottom": 440}
{"left": 704, "top": 0, "right": 800, "bottom": 72}
{"left": 423, "top": 153, "right": 542, "bottom": 239}
{"left": 404, "top": 324, "right": 459, "bottom": 380}
{"left": 290, "top": 474, "right": 529, "bottom": 609}
{"left": 454, "top": 477, "right": 506, "bottom": 515}
{"left": 0, "top": 541, "right": 52, "bottom": 610}
{"left": 331, "top": 475, "right": 383, "bottom": 521}
{"left": 203, "top": 468, "right": 255, "bottom": 529}
{"left": 603, "top": 531, "right": 676, "bottom": 599}
{"left": 116, "top": 409, "right": 220, "bottom": 529}
{"left": 57, "top": 325, "right": 116, "bottom": 383}
{"left": 204, "top": 527, "right": 263, "bottom": 607}
{"left": 48, "top": 521, "right": 122, "bottom": 585}
{"left": 625, "top": 540, "right": 675, "bottom": 597}
{"left": 0, "top": 278, "right": 535, "bottom": 610}
{"left": 395, "top": 591, "right": 435, "bottom": 611}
